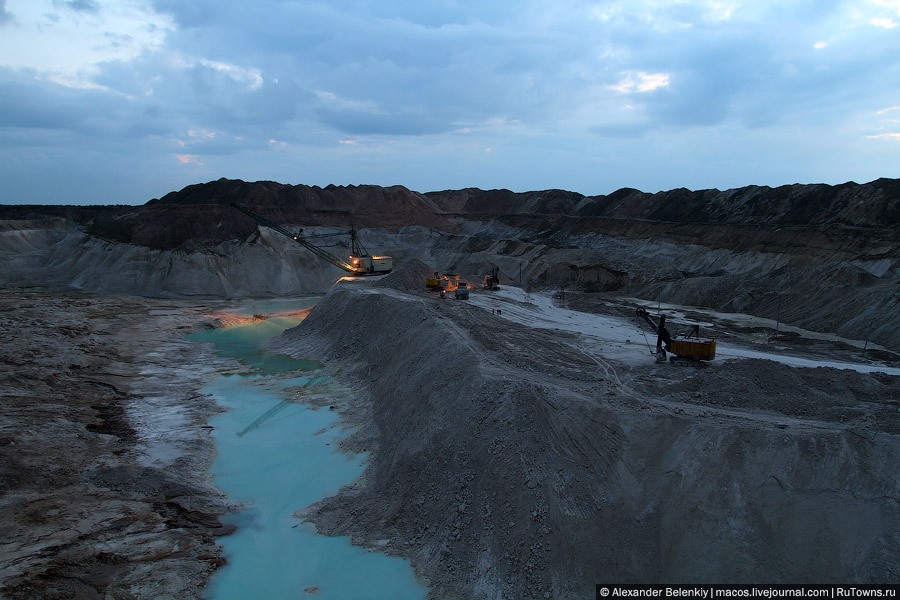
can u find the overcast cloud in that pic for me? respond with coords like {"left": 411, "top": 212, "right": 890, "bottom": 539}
{"left": 1, "top": 0, "right": 898, "bottom": 204}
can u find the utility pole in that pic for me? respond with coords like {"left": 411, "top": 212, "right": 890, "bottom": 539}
{"left": 863, "top": 318, "right": 874, "bottom": 352}
{"left": 776, "top": 295, "right": 781, "bottom": 333}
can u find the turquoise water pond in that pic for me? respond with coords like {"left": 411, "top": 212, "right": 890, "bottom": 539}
{"left": 189, "top": 301, "right": 427, "bottom": 600}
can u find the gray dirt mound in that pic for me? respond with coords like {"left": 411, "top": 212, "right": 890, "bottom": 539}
{"left": 638, "top": 359, "right": 900, "bottom": 433}
{"left": 373, "top": 258, "right": 433, "bottom": 293}
{"left": 273, "top": 282, "right": 900, "bottom": 599}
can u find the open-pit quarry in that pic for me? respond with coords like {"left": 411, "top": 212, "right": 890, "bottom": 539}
{"left": 1, "top": 178, "right": 898, "bottom": 598}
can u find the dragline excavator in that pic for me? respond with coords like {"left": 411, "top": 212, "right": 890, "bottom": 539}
{"left": 231, "top": 203, "right": 393, "bottom": 275}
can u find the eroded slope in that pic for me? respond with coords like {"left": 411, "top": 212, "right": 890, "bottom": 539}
{"left": 272, "top": 273, "right": 899, "bottom": 598}
{"left": 0, "top": 290, "right": 230, "bottom": 598}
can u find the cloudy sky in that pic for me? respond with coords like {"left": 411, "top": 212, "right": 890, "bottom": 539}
{"left": 1, "top": 0, "right": 899, "bottom": 204}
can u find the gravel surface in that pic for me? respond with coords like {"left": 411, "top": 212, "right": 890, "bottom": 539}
{"left": 2, "top": 272, "right": 897, "bottom": 599}
{"left": 0, "top": 287, "right": 231, "bottom": 599}
{"left": 274, "top": 270, "right": 900, "bottom": 599}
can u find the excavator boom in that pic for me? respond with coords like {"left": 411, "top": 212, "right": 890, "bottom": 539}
{"left": 231, "top": 203, "right": 391, "bottom": 275}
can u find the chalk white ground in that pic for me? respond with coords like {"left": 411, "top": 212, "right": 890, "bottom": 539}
{"left": 468, "top": 286, "right": 900, "bottom": 376}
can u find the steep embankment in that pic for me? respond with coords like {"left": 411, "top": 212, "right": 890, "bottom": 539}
{"left": 0, "top": 219, "right": 371, "bottom": 297}
{"left": 423, "top": 180, "right": 900, "bottom": 349}
{"left": 272, "top": 272, "right": 899, "bottom": 599}
{"left": 0, "top": 179, "right": 450, "bottom": 297}
{"left": 1, "top": 177, "right": 897, "bottom": 347}
{"left": 426, "top": 178, "right": 900, "bottom": 226}
{"left": 426, "top": 218, "right": 900, "bottom": 351}
{"left": 0, "top": 179, "right": 445, "bottom": 251}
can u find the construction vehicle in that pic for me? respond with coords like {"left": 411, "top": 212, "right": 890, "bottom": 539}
{"left": 455, "top": 282, "right": 470, "bottom": 300}
{"left": 427, "top": 272, "right": 467, "bottom": 291}
{"left": 231, "top": 203, "right": 392, "bottom": 275}
{"left": 482, "top": 267, "right": 500, "bottom": 290}
{"left": 635, "top": 307, "right": 716, "bottom": 366}
{"left": 426, "top": 272, "right": 449, "bottom": 291}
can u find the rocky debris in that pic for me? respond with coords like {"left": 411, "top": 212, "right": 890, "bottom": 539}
{"left": 373, "top": 258, "right": 439, "bottom": 293}
{"left": 0, "top": 243, "right": 897, "bottom": 597}
{"left": 0, "top": 288, "right": 229, "bottom": 599}
{"left": 3, "top": 176, "right": 897, "bottom": 246}
{"left": 424, "top": 178, "right": 900, "bottom": 228}
{"left": 3, "top": 177, "right": 898, "bottom": 350}
{"left": 1, "top": 171, "right": 897, "bottom": 598}
{"left": 105, "top": 179, "right": 447, "bottom": 249}
{"left": 633, "top": 359, "right": 900, "bottom": 433}
{"left": 273, "top": 273, "right": 900, "bottom": 598}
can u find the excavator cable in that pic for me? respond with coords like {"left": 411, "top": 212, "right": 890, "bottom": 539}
{"left": 231, "top": 203, "right": 359, "bottom": 274}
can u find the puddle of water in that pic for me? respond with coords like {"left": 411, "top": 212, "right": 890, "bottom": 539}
{"left": 191, "top": 317, "right": 319, "bottom": 373}
{"left": 189, "top": 301, "right": 427, "bottom": 600}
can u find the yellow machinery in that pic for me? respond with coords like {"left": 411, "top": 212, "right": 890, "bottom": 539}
{"left": 636, "top": 307, "right": 716, "bottom": 366}
{"left": 669, "top": 337, "right": 716, "bottom": 362}
{"left": 426, "top": 272, "right": 448, "bottom": 290}
{"left": 426, "top": 272, "right": 467, "bottom": 292}
{"left": 482, "top": 267, "right": 500, "bottom": 290}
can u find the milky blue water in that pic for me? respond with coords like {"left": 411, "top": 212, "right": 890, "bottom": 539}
{"left": 189, "top": 301, "right": 427, "bottom": 600}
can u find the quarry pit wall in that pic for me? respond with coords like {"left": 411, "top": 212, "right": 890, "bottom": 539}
{"left": 1, "top": 216, "right": 897, "bottom": 351}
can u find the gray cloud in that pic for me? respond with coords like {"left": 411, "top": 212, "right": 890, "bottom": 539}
{"left": 589, "top": 122, "right": 653, "bottom": 139}
{"left": 316, "top": 107, "right": 454, "bottom": 136}
{"left": 53, "top": 0, "right": 100, "bottom": 13}
{"left": 2, "top": 0, "right": 900, "bottom": 203}
{"left": 0, "top": 69, "right": 108, "bottom": 133}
